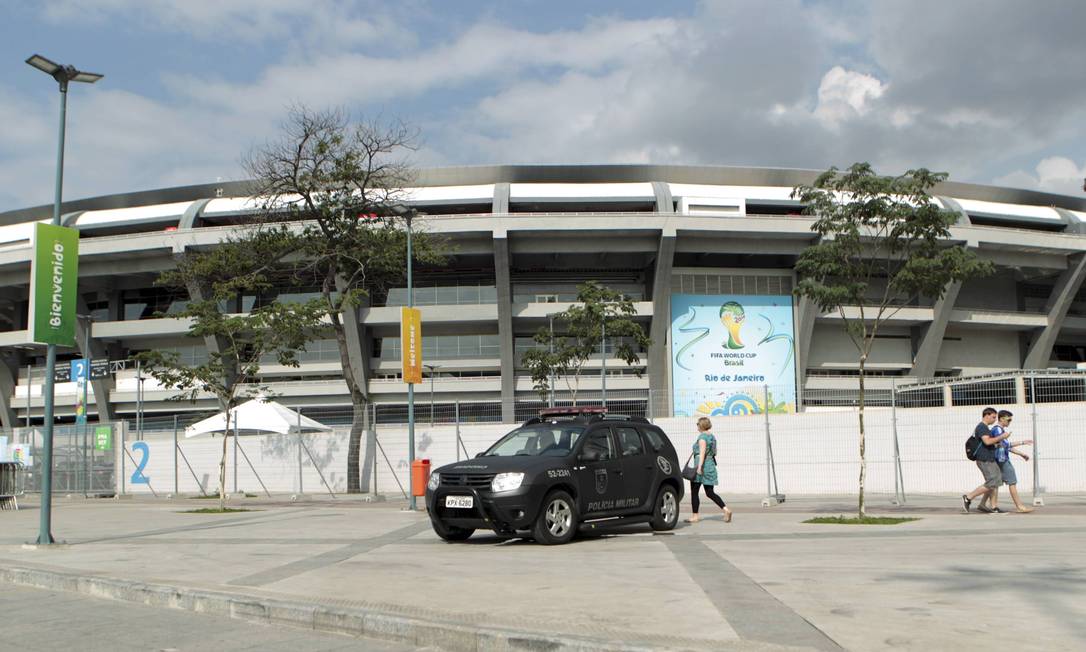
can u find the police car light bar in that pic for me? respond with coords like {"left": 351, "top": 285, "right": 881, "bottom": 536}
{"left": 538, "top": 407, "right": 608, "bottom": 417}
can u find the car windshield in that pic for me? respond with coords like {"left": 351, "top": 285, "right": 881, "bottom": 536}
{"left": 483, "top": 425, "right": 585, "bottom": 457}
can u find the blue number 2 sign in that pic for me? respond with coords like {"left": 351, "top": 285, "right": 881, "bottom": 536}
{"left": 131, "top": 441, "right": 150, "bottom": 485}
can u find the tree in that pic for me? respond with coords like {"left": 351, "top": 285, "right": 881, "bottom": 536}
{"left": 136, "top": 248, "right": 325, "bottom": 511}
{"left": 792, "top": 163, "right": 993, "bottom": 518}
{"left": 522, "top": 281, "right": 652, "bottom": 405}
{"left": 241, "top": 106, "right": 443, "bottom": 493}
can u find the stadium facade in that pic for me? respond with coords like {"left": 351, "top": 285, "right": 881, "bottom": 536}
{"left": 1, "top": 164, "right": 1085, "bottom": 428}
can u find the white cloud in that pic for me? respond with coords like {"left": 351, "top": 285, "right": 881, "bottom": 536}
{"left": 813, "top": 66, "right": 885, "bottom": 127}
{"left": 994, "top": 157, "right": 1086, "bottom": 195}
{"left": 6, "top": 1, "right": 1086, "bottom": 210}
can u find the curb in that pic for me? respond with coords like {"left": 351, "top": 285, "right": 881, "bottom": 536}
{"left": 0, "top": 566, "right": 704, "bottom": 652}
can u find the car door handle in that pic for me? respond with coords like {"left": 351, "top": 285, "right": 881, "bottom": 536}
{"left": 615, "top": 470, "right": 624, "bottom": 476}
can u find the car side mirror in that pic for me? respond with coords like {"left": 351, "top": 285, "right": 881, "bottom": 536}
{"left": 580, "top": 449, "right": 600, "bottom": 462}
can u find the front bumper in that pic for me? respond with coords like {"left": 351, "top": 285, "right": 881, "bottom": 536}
{"left": 426, "top": 482, "right": 547, "bottom": 534}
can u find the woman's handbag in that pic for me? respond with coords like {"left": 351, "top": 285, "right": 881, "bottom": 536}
{"left": 681, "top": 453, "right": 698, "bottom": 481}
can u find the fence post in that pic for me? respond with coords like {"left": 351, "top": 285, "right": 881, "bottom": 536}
{"left": 761, "top": 384, "right": 783, "bottom": 507}
{"left": 890, "top": 378, "right": 905, "bottom": 505}
{"left": 1030, "top": 376, "right": 1043, "bottom": 506}
{"left": 173, "top": 414, "right": 179, "bottom": 497}
{"left": 297, "top": 407, "right": 303, "bottom": 496}
{"left": 372, "top": 402, "right": 378, "bottom": 495}
{"left": 232, "top": 420, "right": 238, "bottom": 495}
{"left": 647, "top": 390, "right": 654, "bottom": 423}
{"left": 119, "top": 420, "right": 126, "bottom": 496}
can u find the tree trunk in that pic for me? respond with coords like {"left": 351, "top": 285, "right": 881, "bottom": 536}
{"left": 857, "top": 356, "right": 867, "bottom": 519}
{"left": 328, "top": 305, "right": 369, "bottom": 494}
{"left": 219, "top": 409, "right": 230, "bottom": 512}
{"left": 346, "top": 388, "right": 370, "bottom": 494}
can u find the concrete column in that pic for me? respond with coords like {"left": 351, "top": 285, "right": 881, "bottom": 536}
{"left": 909, "top": 281, "right": 961, "bottom": 379}
{"left": 648, "top": 233, "right": 675, "bottom": 417}
{"left": 0, "top": 354, "right": 18, "bottom": 430}
{"left": 184, "top": 280, "right": 234, "bottom": 408}
{"left": 793, "top": 295, "right": 818, "bottom": 410}
{"left": 1053, "top": 208, "right": 1086, "bottom": 235}
{"left": 493, "top": 234, "right": 515, "bottom": 423}
{"left": 493, "top": 183, "right": 510, "bottom": 214}
{"left": 943, "top": 385, "right": 954, "bottom": 408}
{"left": 1015, "top": 377, "right": 1027, "bottom": 404}
{"left": 935, "top": 196, "right": 971, "bottom": 226}
{"left": 336, "top": 280, "right": 372, "bottom": 396}
{"left": 76, "top": 295, "right": 116, "bottom": 423}
{"left": 1024, "top": 254, "right": 1086, "bottom": 369}
{"left": 179, "top": 198, "right": 213, "bottom": 230}
{"left": 651, "top": 181, "right": 674, "bottom": 214}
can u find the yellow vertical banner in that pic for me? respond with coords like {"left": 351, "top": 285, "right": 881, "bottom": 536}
{"left": 401, "top": 307, "right": 422, "bottom": 384}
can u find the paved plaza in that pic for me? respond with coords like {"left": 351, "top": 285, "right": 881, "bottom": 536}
{"left": 1, "top": 494, "right": 1084, "bottom": 651}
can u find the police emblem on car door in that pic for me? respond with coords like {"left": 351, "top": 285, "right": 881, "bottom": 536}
{"left": 574, "top": 428, "right": 625, "bottom": 515}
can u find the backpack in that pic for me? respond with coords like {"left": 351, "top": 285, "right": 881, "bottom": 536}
{"left": 965, "top": 432, "right": 983, "bottom": 461}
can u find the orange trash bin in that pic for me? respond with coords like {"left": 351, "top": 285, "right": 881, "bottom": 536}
{"left": 412, "top": 458, "right": 431, "bottom": 497}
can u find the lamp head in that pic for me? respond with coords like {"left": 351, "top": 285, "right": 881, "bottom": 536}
{"left": 26, "top": 54, "right": 103, "bottom": 87}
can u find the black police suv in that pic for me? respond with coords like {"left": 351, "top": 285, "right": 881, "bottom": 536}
{"left": 425, "top": 407, "right": 684, "bottom": 545}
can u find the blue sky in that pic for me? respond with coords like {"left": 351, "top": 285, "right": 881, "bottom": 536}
{"left": 2, "top": 1, "right": 1085, "bottom": 210}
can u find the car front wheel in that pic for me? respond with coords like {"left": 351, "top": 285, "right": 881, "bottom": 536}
{"left": 431, "top": 518, "right": 474, "bottom": 542}
{"left": 532, "top": 490, "right": 578, "bottom": 545}
{"left": 651, "top": 485, "right": 679, "bottom": 531}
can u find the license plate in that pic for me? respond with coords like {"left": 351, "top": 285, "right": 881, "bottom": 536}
{"left": 445, "top": 495, "right": 473, "bottom": 509}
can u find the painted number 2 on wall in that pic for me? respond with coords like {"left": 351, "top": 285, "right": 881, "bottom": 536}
{"left": 130, "top": 441, "right": 150, "bottom": 485}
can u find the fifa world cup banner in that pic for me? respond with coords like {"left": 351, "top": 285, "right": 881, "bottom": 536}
{"left": 670, "top": 294, "right": 797, "bottom": 417}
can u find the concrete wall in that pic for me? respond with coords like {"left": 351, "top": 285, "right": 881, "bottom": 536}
{"left": 805, "top": 325, "right": 913, "bottom": 370}
{"left": 121, "top": 400, "right": 1086, "bottom": 497}
{"left": 938, "top": 328, "right": 1021, "bottom": 374}
{"left": 956, "top": 271, "right": 1020, "bottom": 310}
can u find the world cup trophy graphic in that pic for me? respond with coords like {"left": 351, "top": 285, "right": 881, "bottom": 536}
{"left": 719, "top": 301, "right": 746, "bottom": 349}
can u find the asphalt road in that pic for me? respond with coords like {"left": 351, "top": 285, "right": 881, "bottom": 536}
{"left": 0, "top": 583, "right": 422, "bottom": 652}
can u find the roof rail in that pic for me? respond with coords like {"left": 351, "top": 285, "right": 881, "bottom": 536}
{"left": 601, "top": 414, "right": 650, "bottom": 424}
{"left": 538, "top": 407, "right": 607, "bottom": 417}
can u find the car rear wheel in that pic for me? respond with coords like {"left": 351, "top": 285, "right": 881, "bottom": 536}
{"left": 431, "top": 518, "right": 474, "bottom": 542}
{"left": 532, "top": 490, "right": 577, "bottom": 545}
{"left": 651, "top": 485, "right": 679, "bottom": 531}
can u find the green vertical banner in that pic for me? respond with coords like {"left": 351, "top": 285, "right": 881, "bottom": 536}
{"left": 30, "top": 223, "right": 79, "bottom": 346}
{"left": 94, "top": 426, "right": 112, "bottom": 451}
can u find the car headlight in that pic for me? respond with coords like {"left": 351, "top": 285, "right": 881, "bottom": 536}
{"left": 491, "top": 472, "right": 525, "bottom": 493}
{"left": 427, "top": 472, "right": 440, "bottom": 491}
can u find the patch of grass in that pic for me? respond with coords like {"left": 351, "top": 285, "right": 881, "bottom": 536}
{"left": 804, "top": 515, "right": 920, "bottom": 525}
{"left": 180, "top": 507, "right": 257, "bottom": 514}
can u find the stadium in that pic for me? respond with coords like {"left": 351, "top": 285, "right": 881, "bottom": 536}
{"left": 2, "top": 164, "right": 1086, "bottom": 430}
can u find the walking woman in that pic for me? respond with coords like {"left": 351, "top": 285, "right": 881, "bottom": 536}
{"left": 685, "top": 416, "right": 733, "bottom": 523}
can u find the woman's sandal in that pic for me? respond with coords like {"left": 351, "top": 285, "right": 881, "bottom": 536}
{"left": 683, "top": 517, "right": 700, "bottom": 524}
{"left": 723, "top": 508, "right": 733, "bottom": 523}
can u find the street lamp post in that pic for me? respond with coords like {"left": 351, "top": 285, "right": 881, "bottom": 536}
{"left": 547, "top": 313, "right": 558, "bottom": 407}
{"left": 424, "top": 363, "right": 441, "bottom": 426}
{"left": 25, "top": 54, "right": 103, "bottom": 545}
{"left": 405, "top": 209, "right": 417, "bottom": 511}
{"left": 601, "top": 320, "right": 607, "bottom": 408}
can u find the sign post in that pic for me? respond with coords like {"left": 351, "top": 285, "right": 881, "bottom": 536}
{"left": 71, "top": 357, "right": 89, "bottom": 497}
{"left": 29, "top": 222, "right": 79, "bottom": 544}
{"left": 402, "top": 209, "right": 419, "bottom": 510}
{"left": 402, "top": 305, "right": 422, "bottom": 510}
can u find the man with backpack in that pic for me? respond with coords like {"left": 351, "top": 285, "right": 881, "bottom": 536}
{"left": 962, "top": 407, "right": 1010, "bottom": 513}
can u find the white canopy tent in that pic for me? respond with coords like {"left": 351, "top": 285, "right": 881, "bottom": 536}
{"left": 184, "top": 398, "right": 333, "bottom": 438}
